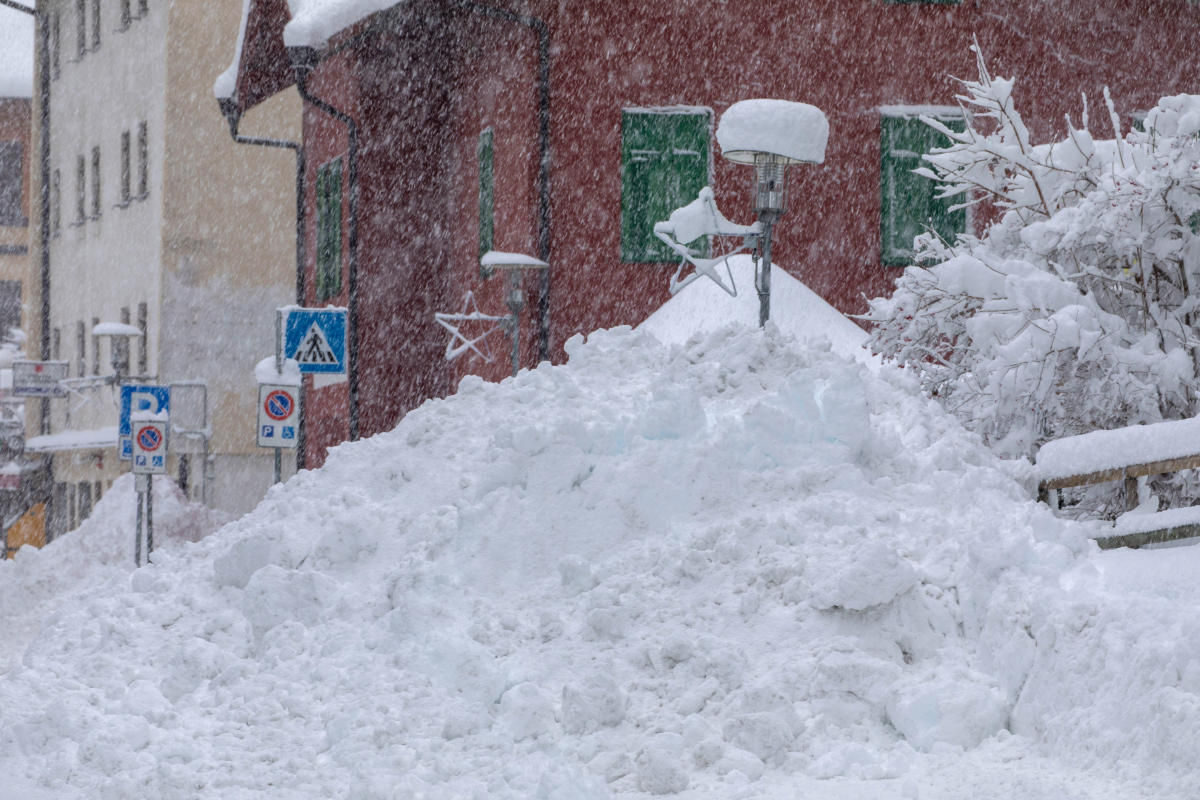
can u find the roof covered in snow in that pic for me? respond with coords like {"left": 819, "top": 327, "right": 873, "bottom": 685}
{"left": 0, "top": 3, "right": 34, "bottom": 99}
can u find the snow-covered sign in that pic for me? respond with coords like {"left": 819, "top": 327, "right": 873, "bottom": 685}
{"left": 131, "top": 416, "right": 167, "bottom": 475}
{"left": 282, "top": 308, "right": 347, "bottom": 374}
{"left": 717, "top": 99, "right": 829, "bottom": 165}
{"left": 257, "top": 384, "right": 298, "bottom": 449}
{"left": 11, "top": 360, "right": 68, "bottom": 398}
{"left": 119, "top": 385, "right": 171, "bottom": 461}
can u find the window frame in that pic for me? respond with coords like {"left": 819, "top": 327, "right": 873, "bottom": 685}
{"left": 619, "top": 106, "right": 712, "bottom": 264}
{"left": 0, "top": 141, "right": 24, "bottom": 227}
{"left": 478, "top": 127, "right": 494, "bottom": 267}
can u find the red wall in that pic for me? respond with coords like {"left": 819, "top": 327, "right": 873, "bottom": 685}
{"left": 293, "top": 0, "right": 1200, "bottom": 464}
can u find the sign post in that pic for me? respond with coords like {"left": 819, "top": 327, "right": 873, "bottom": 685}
{"left": 131, "top": 410, "right": 167, "bottom": 566}
{"left": 256, "top": 325, "right": 301, "bottom": 485}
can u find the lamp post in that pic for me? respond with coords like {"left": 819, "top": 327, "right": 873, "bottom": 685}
{"left": 716, "top": 99, "right": 829, "bottom": 327}
{"left": 480, "top": 251, "right": 550, "bottom": 377}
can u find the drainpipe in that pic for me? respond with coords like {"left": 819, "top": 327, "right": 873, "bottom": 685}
{"left": 454, "top": 0, "right": 552, "bottom": 362}
{"left": 3, "top": 0, "right": 51, "bottom": 431}
{"left": 217, "top": 97, "right": 308, "bottom": 468}
{"left": 288, "top": 45, "right": 360, "bottom": 442}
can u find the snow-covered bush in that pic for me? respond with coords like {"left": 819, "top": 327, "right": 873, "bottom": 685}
{"left": 867, "top": 45, "right": 1200, "bottom": 478}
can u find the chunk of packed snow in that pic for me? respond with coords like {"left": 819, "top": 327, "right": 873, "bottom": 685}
{"left": 254, "top": 356, "right": 302, "bottom": 386}
{"left": 717, "top": 99, "right": 829, "bottom": 164}
{"left": 283, "top": 0, "right": 400, "bottom": 48}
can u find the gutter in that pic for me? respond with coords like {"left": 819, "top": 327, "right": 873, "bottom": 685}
{"left": 217, "top": 97, "right": 309, "bottom": 466}
{"left": 287, "top": 45, "right": 361, "bottom": 442}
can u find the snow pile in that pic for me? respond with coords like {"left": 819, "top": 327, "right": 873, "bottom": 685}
{"left": 0, "top": 326, "right": 1197, "bottom": 798}
{"left": 0, "top": 474, "right": 230, "bottom": 672}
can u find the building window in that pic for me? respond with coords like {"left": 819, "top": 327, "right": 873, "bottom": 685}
{"left": 52, "top": 326, "right": 60, "bottom": 360}
{"left": 880, "top": 113, "right": 966, "bottom": 266}
{"left": 51, "top": 168, "right": 61, "bottom": 234}
{"left": 137, "top": 122, "right": 148, "bottom": 198}
{"left": 138, "top": 0, "right": 148, "bottom": 17}
{"left": 51, "top": 12, "right": 60, "bottom": 79}
{"left": 74, "top": 155, "right": 85, "bottom": 224}
{"left": 137, "top": 301, "right": 147, "bottom": 374}
{"left": 120, "top": 0, "right": 131, "bottom": 30}
{"left": 315, "top": 157, "right": 343, "bottom": 301}
{"left": 90, "top": 0, "right": 100, "bottom": 50}
{"left": 119, "top": 130, "right": 131, "bottom": 204}
{"left": 478, "top": 128, "right": 494, "bottom": 263}
{"left": 76, "top": 320, "right": 85, "bottom": 377}
{"left": 78, "top": 482, "right": 92, "bottom": 522}
{"left": 91, "top": 316, "right": 99, "bottom": 375}
{"left": 0, "top": 141, "right": 23, "bottom": 227}
{"left": 90, "top": 146, "right": 101, "bottom": 219}
{"left": 75, "top": 0, "right": 85, "bottom": 59}
{"left": 620, "top": 108, "right": 711, "bottom": 263}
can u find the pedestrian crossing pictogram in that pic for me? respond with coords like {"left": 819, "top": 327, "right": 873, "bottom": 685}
{"left": 293, "top": 323, "right": 338, "bottom": 365}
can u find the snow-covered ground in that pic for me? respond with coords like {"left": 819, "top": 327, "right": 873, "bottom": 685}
{"left": 1, "top": 323, "right": 1197, "bottom": 798}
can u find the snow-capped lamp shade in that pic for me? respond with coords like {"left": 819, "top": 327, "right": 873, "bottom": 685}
{"left": 717, "top": 99, "right": 829, "bottom": 214}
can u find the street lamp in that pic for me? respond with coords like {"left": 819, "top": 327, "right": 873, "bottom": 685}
{"left": 91, "top": 321, "right": 144, "bottom": 383}
{"left": 716, "top": 99, "right": 828, "bottom": 327}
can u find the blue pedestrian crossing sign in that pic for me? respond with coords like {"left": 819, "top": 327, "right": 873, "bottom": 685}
{"left": 119, "top": 384, "right": 171, "bottom": 461}
{"left": 282, "top": 308, "right": 347, "bottom": 374}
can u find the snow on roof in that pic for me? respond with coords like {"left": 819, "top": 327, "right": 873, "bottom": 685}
{"left": 717, "top": 99, "right": 829, "bottom": 165}
{"left": 1036, "top": 416, "right": 1200, "bottom": 482}
{"left": 0, "top": 4, "right": 34, "bottom": 99}
{"left": 213, "top": 0, "right": 253, "bottom": 99}
{"left": 254, "top": 355, "right": 302, "bottom": 386}
{"left": 638, "top": 254, "right": 872, "bottom": 365}
{"left": 283, "top": 0, "right": 400, "bottom": 48}
{"left": 24, "top": 426, "right": 117, "bottom": 453}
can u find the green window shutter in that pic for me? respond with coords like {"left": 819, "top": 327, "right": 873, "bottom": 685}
{"left": 620, "top": 109, "right": 710, "bottom": 263}
{"left": 316, "top": 158, "right": 343, "bottom": 301}
{"left": 478, "top": 129, "right": 495, "bottom": 264}
{"left": 880, "top": 115, "right": 965, "bottom": 266}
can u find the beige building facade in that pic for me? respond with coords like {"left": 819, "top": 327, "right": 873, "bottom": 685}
{"left": 25, "top": 0, "right": 302, "bottom": 533}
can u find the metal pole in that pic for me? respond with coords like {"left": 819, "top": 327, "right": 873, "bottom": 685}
{"left": 145, "top": 475, "right": 153, "bottom": 562}
{"left": 134, "top": 485, "right": 143, "bottom": 566}
{"left": 756, "top": 212, "right": 777, "bottom": 328}
{"left": 274, "top": 448, "right": 282, "bottom": 484}
{"left": 274, "top": 309, "right": 284, "bottom": 484}
{"left": 508, "top": 270, "right": 521, "bottom": 378}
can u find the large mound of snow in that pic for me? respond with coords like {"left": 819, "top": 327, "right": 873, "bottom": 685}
{"left": 0, "top": 326, "right": 1197, "bottom": 798}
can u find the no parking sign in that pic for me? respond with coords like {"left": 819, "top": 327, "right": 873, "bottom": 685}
{"left": 257, "top": 384, "right": 298, "bottom": 448}
{"left": 132, "top": 418, "right": 168, "bottom": 475}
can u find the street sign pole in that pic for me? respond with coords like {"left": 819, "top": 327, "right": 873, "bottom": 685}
{"left": 134, "top": 480, "right": 143, "bottom": 566}
{"left": 274, "top": 310, "right": 283, "bottom": 485}
{"left": 146, "top": 477, "right": 154, "bottom": 561}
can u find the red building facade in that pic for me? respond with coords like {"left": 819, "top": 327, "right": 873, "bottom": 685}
{"left": 224, "top": 0, "right": 1200, "bottom": 466}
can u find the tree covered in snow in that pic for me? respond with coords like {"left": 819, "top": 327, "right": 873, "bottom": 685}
{"left": 867, "top": 46, "right": 1200, "bottom": 471}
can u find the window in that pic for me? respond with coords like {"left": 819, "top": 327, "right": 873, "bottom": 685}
{"left": 78, "top": 481, "right": 92, "bottom": 522}
{"left": 51, "top": 168, "right": 61, "bottom": 234}
{"left": 137, "top": 301, "right": 147, "bottom": 374}
{"left": 76, "top": 320, "right": 85, "bottom": 377}
{"left": 75, "top": 0, "right": 85, "bottom": 59}
{"left": 90, "top": 0, "right": 100, "bottom": 50}
{"left": 52, "top": 326, "right": 60, "bottom": 360}
{"left": 120, "top": 0, "right": 131, "bottom": 30}
{"left": 90, "top": 146, "right": 101, "bottom": 219}
{"left": 620, "top": 108, "right": 710, "bottom": 263}
{"left": 138, "top": 0, "right": 148, "bottom": 17}
{"left": 91, "top": 316, "right": 99, "bottom": 375}
{"left": 0, "top": 281, "right": 20, "bottom": 336}
{"left": 315, "top": 157, "right": 343, "bottom": 301}
{"left": 51, "top": 12, "right": 60, "bottom": 79}
{"left": 0, "top": 141, "right": 23, "bottom": 227}
{"left": 119, "top": 130, "right": 131, "bottom": 204}
{"left": 137, "top": 122, "right": 148, "bottom": 198}
{"left": 478, "top": 128, "right": 494, "bottom": 262}
{"left": 75, "top": 155, "right": 85, "bottom": 224}
{"left": 880, "top": 114, "right": 966, "bottom": 266}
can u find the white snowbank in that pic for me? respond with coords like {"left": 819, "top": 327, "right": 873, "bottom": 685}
{"left": 0, "top": 326, "right": 1196, "bottom": 799}
{"left": 717, "top": 99, "right": 829, "bottom": 165}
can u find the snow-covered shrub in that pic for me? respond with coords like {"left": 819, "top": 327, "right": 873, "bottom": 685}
{"left": 867, "top": 45, "right": 1200, "bottom": 485}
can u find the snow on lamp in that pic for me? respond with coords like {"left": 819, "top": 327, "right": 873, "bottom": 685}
{"left": 717, "top": 99, "right": 828, "bottom": 325}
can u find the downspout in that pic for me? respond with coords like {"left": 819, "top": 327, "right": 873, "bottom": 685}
{"left": 288, "top": 45, "right": 360, "bottom": 441}
{"left": 217, "top": 98, "right": 309, "bottom": 468}
{"left": 3, "top": 0, "right": 51, "bottom": 431}
{"left": 454, "top": 0, "right": 552, "bottom": 362}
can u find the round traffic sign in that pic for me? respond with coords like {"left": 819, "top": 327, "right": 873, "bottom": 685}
{"left": 136, "top": 425, "right": 163, "bottom": 452}
{"left": 264, "top": 389, "right": 295, "bottom": 421}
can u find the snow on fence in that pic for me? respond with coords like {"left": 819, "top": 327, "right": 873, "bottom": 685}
{"left": 1036, "top": 417, "right": 1200, "bottom": 549}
